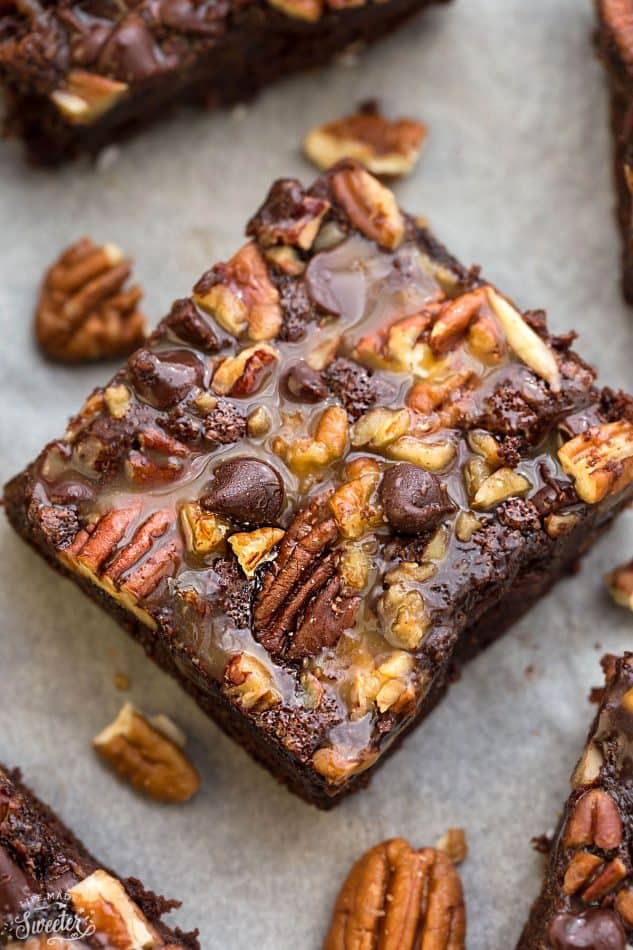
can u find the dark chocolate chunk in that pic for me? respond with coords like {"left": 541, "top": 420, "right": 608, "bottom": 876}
{"left": 548, "top": 910, "right": 625, "bottom": 950}
{"left": 380, "top": 463, "right": 454, "bottom": 535}
{"left": 283, "top": 361, "right": 327, "bottom": 403}
{"left": 201, "top": 457, "right": 284, "bottom": 525}
{"left": 161, "top": 298, "right": 223, "bottom": 353}
{"left": 127, "top": 348, "right": 203, "bottom": 409}
{"left": 97, "top": 15, "right": 165, "bottom": 82}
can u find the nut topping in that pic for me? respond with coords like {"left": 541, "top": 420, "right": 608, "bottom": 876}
{"left": 211, "top": 343, "right": 278, "bottom": 397}
{"left": 471, "top": 467, "right": 531, "bottom": 510}
{"left": 304, "top": 106, "right": 426, "bottom": 177}
{"left": 331, "top": 164, "right": 405, "bottom": 250}
{"left": 224, "top": 653, "right": 281, "bottom": 711}
{"left": 36, "top": 238, "right": 145, "bottom": 362}
{"left": 563, "top": 789, "right": 623, "bottom": 850}
{"left": 247, "top": 179, "right": 330, "bottom": 250}
{"left": 486, "top": 286, "right": 561, "bottom": 392}
{"left": 228, "top": 526, "right": 285, "bottom": 576}
{"left": 180, "top": 502, "right": 230, "bottom": 556}
{"left": 193, "top": 242, "right": 282, "bottom": 341}
{"left": 93, "top": 703, "right": 200, "bottom": 803}
{"left": 436, "top": 828, "right": 468, "bottom": 865}
{"left": 51, "top": 70, "right": 128, "bottom": 124}
{"left": 558, "top": 421, "right": 633, "bottom": 504}
{"left": 323, "top": 838, "right": 466, "bottom": 950}
{"left": 266, "top": 0, "right": 322, "bottom": 20}
{"left": 68, "top": 870, "right": 159, "bottom": 948}
{"left": 201, "top": 457, "right": 285, "bottom": 525}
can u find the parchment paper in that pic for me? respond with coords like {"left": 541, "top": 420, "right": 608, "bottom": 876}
{"left": 1, "top": 1, "right": 632, "bottom": 946}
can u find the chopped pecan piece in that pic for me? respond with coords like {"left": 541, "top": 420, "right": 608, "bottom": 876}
{"left": 69, "top": 871, "right": 158, "bottom": 947}
{"left": 304, "top": 106, "right": 426, "bottom": 177}
{"left": 558, "top": 420, "right": 633, "bottom": 504}
{"left": 35, "top": 238, "right": 146, "bottom": 362}
{"left": 324, "top": 838, "right": 466, "bottom": 949}
{"left": 429, "top": 289, "right": 485, "bottom": 354}
{"left": 228, "top": 527, "right": 285, "bottom": 577}
{"left": 93, "top": 702, "right": 200, "bottom": 803}
{"left": 211, "top": 343, "right": 278, "bottom": 396}
{"left": 486, "top": 287, "right": 561, "bottom": 392}
{"left": 266, "top": 0, "right": 322, "bottom": 19}
{"left": 193, "top": 242, "right": 282, "bottom": 340}
{"left": 50, "top": 70, "right": 128, "bottom": 125}
{"left": 224, "top": 653, "right": 281, "bottom": 711}
{"left": 331, "top": 163, "right": 405, "bottom": 250}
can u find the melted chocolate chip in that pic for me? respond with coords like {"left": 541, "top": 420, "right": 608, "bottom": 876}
{"left": 283, "top": 361, "right": 327, "bottom": 403}
{"left": 548, "top": 910, "right": 625, "bottom": 950}
{"left": 97, "top": 15, "right": 163, "bottom": 82}
{"left": 162, "top": 298, "right": 223, "bottom": 353}
{"left": 380, "top": 463, "right": 454, "bottom": 535}
{"left": 127, "top": 348, "right": 203, "bottom": 409}
{"left": 159, "top": 0, "right": 228, "bottom": 35}
{"left": 201, "top": 457, "right": 284, "bottom": 525}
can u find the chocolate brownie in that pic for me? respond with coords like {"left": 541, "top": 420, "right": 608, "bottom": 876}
{"left": 0, "top": 764, "right": 199, "bottom": 947}
{"left": 0, "top": 0, "right": 449, "bottom": 164}
{"left": 517, "top": 654, "right": 633, "bottom": 950}
{"left": 5, "top": 161, "right": 633, "bottom": 808}
{"left": 595, "top": 0, "right": 633, "bottom": 301}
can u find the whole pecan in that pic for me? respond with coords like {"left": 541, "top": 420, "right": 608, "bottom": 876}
{"left": 35, "top": 238, "right": 146, "bottom": 362}
{"left": 253, "top": 492, "right": 359, "bottom": 659}
{"left": 324, "top": 838, "right": 466, "bottom": 949}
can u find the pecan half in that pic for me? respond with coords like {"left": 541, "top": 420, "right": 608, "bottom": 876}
{"left": 93, "top": 703, "right": 200, "bottom": 803}
{"left": 558, "top": 420, "right": 633, "bottom": 504}
{"left": 253, "top": 493, "right": 360, "bottom": 658}
{"left": 193, "top": 242, "right": 282, "bottom": 340}
{"left": 324, "top": 838, "right": 466, "bottom": 950}
{"left": 563, "top": 789, "right": 623, "bottom": 850}
{"left": 35, "top": 238, "right": 146, "bottom": 363}
{"left": 331, "top": 163, "right": 405, "bottom": 250}
{"left": 304, "top": 106, "right": 426, "bottom": 177}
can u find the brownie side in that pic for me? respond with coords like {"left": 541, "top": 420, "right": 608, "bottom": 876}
{"left": 4, "top": 162, "right": 633, "bottom": 808}
{"left": 517, "top": 653, "right": 633, "bottom": 950}
{"left": 0, "top": 764, "right": 199, "bottom": 948}
{"left": 0, "top": 0, "right": 447, "bottom": 164}
{"left": 4, "top": 467, "right": 626, "bottom": 810}
{"left": 595, "top": 0, "right": 633, "bottom": 301}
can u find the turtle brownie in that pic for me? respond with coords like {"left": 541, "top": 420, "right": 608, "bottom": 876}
{"left": 0, "top": 764, "right": 198, "bottom": 948}
{"left": 0, "top": 0, "right": 450, "bottom": 164}
{"left": 517, "top": 653, "right": 633, "bottom": 950}
{"left": 5, "top": 161, "right": 633, "bottom": 808}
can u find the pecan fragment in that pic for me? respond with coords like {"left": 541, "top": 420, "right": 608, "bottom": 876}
{"left": 51, "top": 70, "right": 128, "bottom": 124}
{"left": 35, "top": 238, "right": 146, "bottom": 362}
{"left": 266, "top": 0, "right": 322, "bottom": 20}
{"left": 486, "top": 287, "right": 561, "bottom": 392}
{"left": 228, "top": 527, "right": 285, "bottom": 577}
{"left": 93, "top": 703, "right": 200, "bottom": 803}
{"left": 429, "top": 289, "right": 485, "bottom": 354}
{"left": 247, "top": 179, "right": 330, "bottom": 250}
{"left": 323, "top": 838, "right": 466, "bottom": 950}
{"left": 69, "top": 871, "right": 158, "bottom": 947}
{"left": 194, "top": 242, "right": 282, "bottom": 340}
{"left": 304, "top": 106, "right": 426, "bottom": 177}
{"left": 224, "top": 653, "right": 281, "bottom": 711}
{"left": 558, "top": 420, "right": 633, "bottom": 504}
{"left": 211, "top": 343, "right": 278, "bottom": 396}
{"left": 581, "top": 857, "right": 627, "bottom": 902}
{"left": 331, "top": 163, "right": 405, "bottom": 250}
{"left": 563, "top": 851, "right": 603, "bottom": 895}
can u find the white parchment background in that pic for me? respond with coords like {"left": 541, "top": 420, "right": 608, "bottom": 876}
{"left": 1, "top": 0, "right": 632, "bottom": 946}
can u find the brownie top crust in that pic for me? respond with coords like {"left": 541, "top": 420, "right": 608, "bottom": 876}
{"left": 8, "top": 161, "right": 633, "bottom": 794}
{"left": 518, "top": 654, "right": 633, "bottom": 950}
{"left": 0, "top": 765, "right": 198, "bottom": 948}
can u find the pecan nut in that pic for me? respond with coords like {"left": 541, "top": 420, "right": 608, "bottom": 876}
{"left": 605, "top": 559, "right": 633, "bottom": 612}
{"left": 331, "top": 163, "right": 405, "bottom": 250}
{"left": 51, "top": 70, "right": 128, "bottom": 125}
{"left": 324, "top": 838, "right": 466, "bottom": 949}
{"left": 558, "top": 420, "right": 633, "bottom": 504}
{"left": 563, "top": 789, "right": 623, "bottom": 850}
{"left": 247, "top": 179, "right": 330, "bottom": 250}
{"left": 304, "top": 106, "right": 426, "bottom": 177}
{"left": 69, "top": 871, "right": 158, "bottom": 947}
{"left": 92, "top": 703, "right": 200, "bottom": 803}
{"left": 35, "top": 238, "right": 146, "bottom": 363}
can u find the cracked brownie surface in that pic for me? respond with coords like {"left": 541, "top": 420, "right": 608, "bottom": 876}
{"left": 5, "top": 161, "right": 633, "bottom": 807}
{"left": 0, "top": 764, "right": 199, "bottom": 948}
{"left": 517, "top": 653, "right": 633, "bottom": 950}
{"left": 0, "top": 0, "right": 449, "bottom": 163}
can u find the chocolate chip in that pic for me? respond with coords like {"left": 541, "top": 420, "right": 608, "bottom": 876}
{"left": 162, "top": 298, "right": 223, "bottom": 353}
{"left": 548, "top": 909, "right": 625, "bottom": 950}
{"left": 380, "top": 463, "right": 454, "bottom": 535}
{"left": 97, "top": 15, "right": 164, "bottom": 82}
{"left": 283, "top": 361, "right": 327, "bottom": 403}
{"left": 201, "top": 457, "right": 284, "bottom": 525}
{"left": 127, "top": 348, "right": 203, "bottom": 410}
